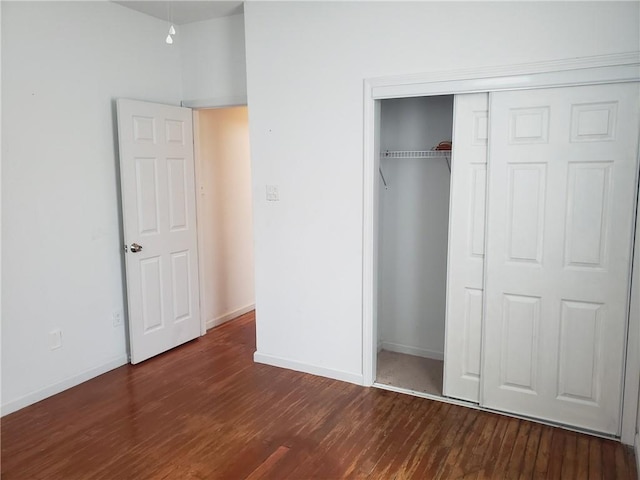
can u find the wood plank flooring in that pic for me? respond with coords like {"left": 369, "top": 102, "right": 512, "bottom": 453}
{"left": 2, "top": 311, "right": 636, "bottom": 479}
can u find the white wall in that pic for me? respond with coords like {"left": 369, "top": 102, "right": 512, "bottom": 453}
{"left": 378, "top": 96, "right": 453, "bottom": 360}
{"left": 196, "top": 107, "right": 255, "bottom": 329}
{"left": 180, "top": 14, "right": 247, "bottom": 107}
{"left": 244, "top": 2, "right": 640, "bottom": 383}
{"left": 1, "top": 1, "right": 183, "bottom": 414}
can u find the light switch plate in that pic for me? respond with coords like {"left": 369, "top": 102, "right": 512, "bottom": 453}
{"left": 113, "top": 310, "right": 124, "bottom": 327}
{"left": 266, "top": 185, "right": 279, "bottom": 201}
{"left": 49, "top": 329, "right": 62, "bottom": 350}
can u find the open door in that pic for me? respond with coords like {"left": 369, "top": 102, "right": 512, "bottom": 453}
{"left": 116, "top": 99, "right": 201, "bottom": 364}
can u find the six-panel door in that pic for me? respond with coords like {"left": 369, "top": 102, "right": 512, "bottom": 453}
{"left": 444, "top": 93, "right": 489, "bottom": 403}
{"left": 481, "top": 83, "right": 639, "bottom": 434}
{"left": 117, "top": 99, "right": 201, "bottom": 364}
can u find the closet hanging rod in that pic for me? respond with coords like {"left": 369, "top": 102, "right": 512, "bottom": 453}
{"left": 382, "top": 150, "right": 451, "bottom": 159}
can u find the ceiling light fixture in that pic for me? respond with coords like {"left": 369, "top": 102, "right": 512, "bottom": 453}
{"left": 165, "top": 3, "right": 175, "bottom": 45}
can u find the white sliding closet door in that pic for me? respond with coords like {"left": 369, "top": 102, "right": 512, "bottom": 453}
{"left": 443, "top": 93, "right": 489, "bottom": 402}
{"left": 482, "top": 83, "right": 639, "bottom": 434}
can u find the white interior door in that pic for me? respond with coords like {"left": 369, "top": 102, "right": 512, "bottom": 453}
{"left": 482, "top": 83, "right": 639, "bottom": 434}
{"left": 443, "top": 93, "right": 489, "bottom": 402}
{"left": 117, "top": 99, "right": 201, "bottom": 364}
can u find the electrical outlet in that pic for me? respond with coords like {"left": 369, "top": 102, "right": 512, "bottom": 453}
{"left": 49, "top": 329, "right": 62, "bottom": 350}
{"left": 113, "top": 310, "right": 124, "bottom": 327}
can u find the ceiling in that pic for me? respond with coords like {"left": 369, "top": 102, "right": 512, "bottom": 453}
{"left": 112, "top": 1, "right": 244, "bottom": 25}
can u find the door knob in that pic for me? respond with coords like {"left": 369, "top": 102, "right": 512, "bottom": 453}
{"left": 130, "top": 243, "right": 143, "bottom": 253}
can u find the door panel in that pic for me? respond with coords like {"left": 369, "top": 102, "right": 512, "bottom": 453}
{"left": 117, "top": 99, "right": 201, "bottom": 364}
{"left": 482, "top": 83, "right": 639, "bottom": 434}
{"left": 167, "top": 158, "right": 189, "bottom": 231}
{"left": 564, "top": 163, "right": 611, "bottom": 267}
{"left": 443, "top": 93, "right": 489, "bottom": 402}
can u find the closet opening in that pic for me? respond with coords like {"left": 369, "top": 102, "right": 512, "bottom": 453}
{"left": 376, "top": 95, "right": 454, "bottom": 397}
{"left": 364, "top": 57, "right": 640, "bottom": 441}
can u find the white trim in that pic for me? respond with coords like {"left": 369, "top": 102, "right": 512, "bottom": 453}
{"left": 254, "top": 352, "right": 364, "bottom": 386}
{"left": 206, "top": 303, "right": 255, "bottom": 330}
{"left": 362, "top": 79, "right": 376, "bottom": 386}
{"left": 369, "top": 52, "right": 640, "bottom": 99}
{"left": 182, "top": 95, "right": 248, "bottom": 109}
{"left": 635, "top": 434, "right": 640, "bottom": 480}
{"left": 621, "top": 145, "right": 640, "bottom": 445}
{"left": 368, "top": 52, "right": 639, "bottom": 87}
{"left": 192, "top": 110, "right": 207, "bottom": 337}
{"left": 380, "top": 342, "right": 444, "bottom": 361}
{"left": 362, "top": 52, "right": 640, "bottom": 435}
{"left": 0, "top": 3, "right": 3, "bottom": 420}
{"left": 1, "top": 355, "right": 128, "bottom": 417}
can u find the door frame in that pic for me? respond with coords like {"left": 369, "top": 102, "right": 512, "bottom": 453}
{"left": 362, "top": 52, "right": 640, "bottom": 443}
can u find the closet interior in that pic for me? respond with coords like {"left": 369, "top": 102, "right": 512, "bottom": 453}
{"left": 376, "top": 95, "right": 454, "bottom": 396}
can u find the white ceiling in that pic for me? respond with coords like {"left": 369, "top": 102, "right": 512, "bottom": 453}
{"left": 112, "top": 1, "right": 244, "bottom": 25}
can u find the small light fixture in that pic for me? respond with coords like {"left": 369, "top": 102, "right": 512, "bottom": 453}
{"left": 165, "top": 3, "right": 176, "bottom": 45}
{"left": 165, "top": 24, "right": 176, "bottom": 44}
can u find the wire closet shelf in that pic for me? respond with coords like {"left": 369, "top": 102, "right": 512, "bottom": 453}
{"left": 381, "top": 150, "right": 451, "bottom": 159}
{"left": 379, "top": 150, "right": 452, "bottom": 189}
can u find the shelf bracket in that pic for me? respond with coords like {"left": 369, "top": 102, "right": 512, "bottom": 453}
{"left": 379, "top": 166, "right": 388, "bottom": 189}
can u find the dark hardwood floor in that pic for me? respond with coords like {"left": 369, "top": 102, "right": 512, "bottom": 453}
{"left": 2, "top": 311, "right": 636, "bottom": 479}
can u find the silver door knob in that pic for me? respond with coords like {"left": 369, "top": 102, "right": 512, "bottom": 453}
{"left": 130, "top": 243, "right": 143, "bottom": 253}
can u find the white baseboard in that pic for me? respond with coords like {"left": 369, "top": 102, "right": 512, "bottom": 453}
{"left": 206, "top": 303, "right": 255, "bottom": 330}
{"left": 635, "top": 433, "right": 640, "bottom": 480}
{"left": 254, "top": 351, "right": 364, "bottom": 386}
{"left": 1, "top": 354, "right": 128, "bottom": 417}
{"left": 381, "top": 341, "right": 444, "bottom": 361}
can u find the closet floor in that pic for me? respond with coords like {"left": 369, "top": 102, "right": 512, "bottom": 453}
{"left": 376, "top": 350, "right": 443, "bottom": 396}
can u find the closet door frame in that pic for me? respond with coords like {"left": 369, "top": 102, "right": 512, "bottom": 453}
{"left": 362, "top": 52, "right": 640, "bottom": 444}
